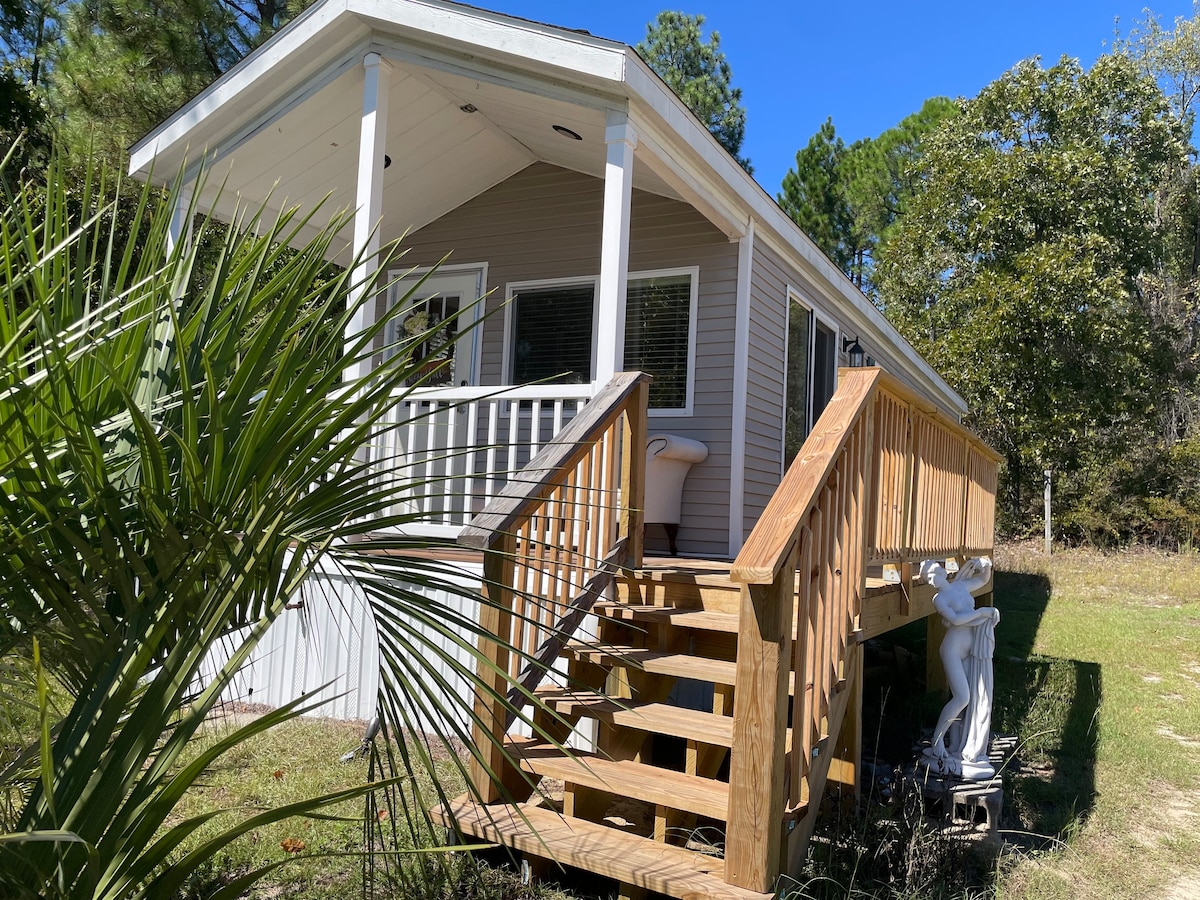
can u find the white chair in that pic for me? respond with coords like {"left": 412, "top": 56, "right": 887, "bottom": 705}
{"left": 643, "top": 433, "right": 708, "bottom": 556}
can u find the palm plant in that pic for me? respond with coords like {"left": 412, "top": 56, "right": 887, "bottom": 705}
{"left": 0, "top": 147, "right": 532, "bottom": 898}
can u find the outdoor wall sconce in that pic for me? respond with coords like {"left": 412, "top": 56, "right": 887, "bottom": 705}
{"left": 842, "top": 335, "right": 865, "bottom": 367}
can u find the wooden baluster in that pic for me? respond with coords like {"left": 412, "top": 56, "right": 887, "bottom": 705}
{"left": 803, "top": 504, "right": 823, "bottom": 786}
{"left": 790, "top": 525, "right": 814, "bottom": 807}
{"left": 818, "top": 483, "right": 835, "bottom": 729}
{"left": 900, "top": 402, "right": 917, "bottom": 592}
{"left": 604, "top": 423, "right": 620, "bottom": 548}
{"left": 484, "top": 399, "right": 499, "bottom": 503}
{"left": 464, "top": 399, "right": 479, "bottom": 525}
{"left": 579, "top": 445, "right": 595, "bottom": 592}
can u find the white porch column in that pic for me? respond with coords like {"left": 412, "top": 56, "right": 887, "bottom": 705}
{"left": 345, "top": 51, "right": 393, "bottom": 384}
{"left": 594, "top": 109, "right": 637, "bottom": 385}
{"left": 165, "top": 184, "right": 193, "bottom": 256}
{"left": 728, "top": 218, "right": 755, "bottom": 558}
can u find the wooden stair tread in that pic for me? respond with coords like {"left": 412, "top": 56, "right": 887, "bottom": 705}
{"left": 593, "top": 602, "right": 803, "bottom": 641}
{"left": 593, "top": 601, "right": 741, "bottom": 633}
{"left": 509, "top": 739, "right": 729, "bottom": 820}
{"left": 563, "top": 641, "right": 738, "bottom": 685}
{"left": 535, "top": 688, "right": 735, "bottom": 746}
{"left": 435, "top": 796, "right": 772, "bottom": 900}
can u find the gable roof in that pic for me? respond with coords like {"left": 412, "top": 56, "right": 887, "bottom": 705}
{"left": 129, "top": 0, "right": 965, "bottom": 416}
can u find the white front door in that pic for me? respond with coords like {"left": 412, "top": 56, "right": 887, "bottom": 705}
{"left": 386, "top": 267, "right": 485, "bottom": 386}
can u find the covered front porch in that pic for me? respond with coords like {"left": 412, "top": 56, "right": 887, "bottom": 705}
{"left": 129, "top": 6, "right": 751, "bottom": 546}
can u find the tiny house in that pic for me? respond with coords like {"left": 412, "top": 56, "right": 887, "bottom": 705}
{"left": 132, "top": 2, "right": 998, "bottom": 896}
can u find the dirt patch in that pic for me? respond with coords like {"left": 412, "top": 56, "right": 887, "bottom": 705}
{"left": 1162, "top": 871, "right": 1200, "bottom": 900}
{"left": 1131, "top": 783, "right": 1199, "bottom": 850}
{"left": 1156, "top": 725, "right": 1200, "bottom": 750}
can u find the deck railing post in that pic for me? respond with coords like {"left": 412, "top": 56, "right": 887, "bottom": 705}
{"left": 470, "top": 531, "right": 518, "bottom": 803}
{"left": 725, "top": 539, "right": 800, "bottom": 892}
{"left": 618, "top": 374, "right": 649, "bottom": 570}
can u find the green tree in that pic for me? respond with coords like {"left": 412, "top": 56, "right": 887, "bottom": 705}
{"left": 877, "top": 54, "right": 1189, "bottom": 527}
{"left": 779, "top": 99, "right": 956, "bottom": 292}
{"left": 1118, "top": 1, "right": 1200, "bottom": 127}
{"left": 51, "top": 0, "right": 297, "bottom": 163}
{"left": 1118, "top": 5, "right": 1200, "bottom": 446}
{"left": 778, "top": 117, "right": 852, "bottom": 274}
{"left": 636, "top": 11, "right": 751, "bottom": 172}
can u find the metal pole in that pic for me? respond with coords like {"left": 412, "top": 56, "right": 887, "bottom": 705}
{"left": 1043, "top": 469, "right": 1052, "bottom": 555}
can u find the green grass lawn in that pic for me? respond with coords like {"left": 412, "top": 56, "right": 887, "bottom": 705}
{"left": 990, "top": 545, "right": 1200, "bottom": 900}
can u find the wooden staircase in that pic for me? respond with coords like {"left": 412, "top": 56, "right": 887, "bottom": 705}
{"left": 433, "top": 369, "right": 1000, "bottom": 898}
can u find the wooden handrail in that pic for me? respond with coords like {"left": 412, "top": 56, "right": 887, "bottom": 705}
{"left": 731, "top": 368, "right": 881, "bottom": 586}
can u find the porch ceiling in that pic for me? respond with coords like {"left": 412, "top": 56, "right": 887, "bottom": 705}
{"left": 188, "top": 55, "right": 682, "bottom": 267}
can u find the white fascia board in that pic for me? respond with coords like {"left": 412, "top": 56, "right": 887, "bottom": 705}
{"left": 349, "top": 0, "right": 627, "bottom": 85}
{"left": 370, "top": 36, "right": 622, "bottom": 112}
{"left": 622, "top": 51, "right": 967, "bottom": 418}
{"left": 129, "top": 0, "right": 357, "bottom": 177}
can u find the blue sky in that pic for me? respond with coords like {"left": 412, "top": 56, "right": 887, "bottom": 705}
{"left": 492, "top": 0, "right": 1197, "bottom": 194}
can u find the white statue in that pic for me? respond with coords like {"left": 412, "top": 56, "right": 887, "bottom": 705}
{"left": 920, "top": 557, "right": 998, "bottom": 780}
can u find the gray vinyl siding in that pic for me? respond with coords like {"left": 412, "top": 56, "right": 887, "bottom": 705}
{"left": 744, "top": 241, "right": 791, "bottom": 539}
{"left": 390, "top": 163, "right": 739, "bottom": 558}
{"left": 744, "top": 240, "right": 919, "bottom": 537}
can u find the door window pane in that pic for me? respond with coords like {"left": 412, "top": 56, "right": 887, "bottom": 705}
{"left": 785, "top": 302, "right": 812, "bottom": 468}
{"left": 401, "top": 294, "right": 460, "bottom": 387}
{"left": 813, "top": 322, "right": 837, "bottom": 423}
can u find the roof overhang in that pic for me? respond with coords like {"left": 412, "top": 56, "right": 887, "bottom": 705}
{"left": 129, "top": 0, "right": 966, "bottom": 417}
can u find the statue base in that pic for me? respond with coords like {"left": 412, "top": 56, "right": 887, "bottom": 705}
{"left": 919, "top": 747, "right": 996, "bottom": 781}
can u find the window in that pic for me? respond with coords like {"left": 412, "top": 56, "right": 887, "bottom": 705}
{"left": 812, "top": 321, "right": 837, "bottom": 422}
{"left": 784, "top": 299, "right": 812, "bottom": 468}
{"left": 510, "top": 283, "right": 595, "bottom": 384}
{"left": 506, "top": 268, "right": 697, "bottom": 413}
{"left": 625, "top": 271, "right": 695, "bottom": 411}
{"left": 783, "top": 293, "right": 838, "bottom": 469}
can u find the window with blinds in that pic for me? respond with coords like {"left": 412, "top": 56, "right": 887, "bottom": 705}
{"left": 624, "top": 272, "right": 693, "bottom": 411}
{"left": 510, "top": 283, "right": 595, "bottom": 384}
{"left": 507, "top": 269, "right": 695, "bottom": 411}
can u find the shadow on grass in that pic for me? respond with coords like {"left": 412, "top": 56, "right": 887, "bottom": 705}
{"left": 991, "top": 569, "right": 1100, "bottom": 843}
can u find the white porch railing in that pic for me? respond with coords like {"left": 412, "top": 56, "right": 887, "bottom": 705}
{"left": 370, "top": 383, "right": 595, "bottom": 535}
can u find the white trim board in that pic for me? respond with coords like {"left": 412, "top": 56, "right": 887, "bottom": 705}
{"left": 728, "top": 219, "right": 753, "bottom": 558}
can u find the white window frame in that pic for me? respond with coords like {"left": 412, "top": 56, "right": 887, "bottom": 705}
{"left": 624, "top": 265, "right": 699, "bottom": 417}
{"left": 384, "top": 262, "right": 488, "bottom": 385}
{"left": 502, "top": 266, "right": 699, "bottom": 417}
{"left": 502, "top": 274, "right": 601, "bottom": 388}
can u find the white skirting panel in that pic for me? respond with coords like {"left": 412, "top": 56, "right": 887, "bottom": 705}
{"left": 203, "top": 559, "right": 484, "bottom": 727}
{"left": 201, "top": 559, "right": 596, "bottom": 751}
